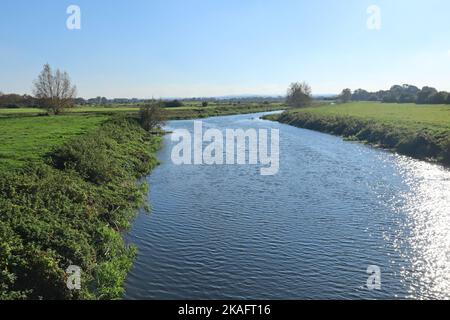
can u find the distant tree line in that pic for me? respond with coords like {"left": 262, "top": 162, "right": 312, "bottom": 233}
{"left": 2, "top": 63, "right": 285, "bottom": 113}
{"left": 0, "top": 93, "right": 37, "bottom": 108}
{"left": 346, "top": 84, "right": 450, "bottom": 104}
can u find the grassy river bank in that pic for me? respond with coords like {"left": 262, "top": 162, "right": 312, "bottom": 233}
{"left": 265, "top": 102, "right": 450, "bottom": 166}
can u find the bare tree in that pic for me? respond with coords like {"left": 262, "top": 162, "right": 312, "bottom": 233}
{"left": 287, "top": 82, "right": 312, "bottom": 108}
{"left": 139, "top": 100, "right": 166, "bottom": 132}
{"left": 33, "top": 64, "right": 77, "bottom": 115}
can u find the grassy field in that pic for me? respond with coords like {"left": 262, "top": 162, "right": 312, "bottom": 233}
{"left": 163, "top": 103, "right": 284, "bottom": 119}
{"left": 267, "top": 102, "right": 450, "bottom": 165}
{"left": 0, "top": 115, "right": 108, "bottom": 169}
{"left": 0, "top": 106, "right": 139, "bottom": 117}
{"left": 0, "top": 103, "right": 284, "bottom": 170}
{"left": 294, "top": 102, "right": 450, "bottom": 131}
{"left": 0, "top": 102, "right": 285, "bottom": 118}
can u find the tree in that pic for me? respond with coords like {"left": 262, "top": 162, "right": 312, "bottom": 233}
{"left": 399, "top": 93, "right": 416, "bottom": 103}
{"left": 431, "top": 91, "right": 448, "bottom": 104}
{"left": 202, "top": 101, "right": 208, "bottom": 107}
{"left": 139, "top": 100, "right": 166, "bottom": 132}
{"left": 163, "top": 99, "right": 183, "bottom": 108}
{"left": 416, "top": 86, "right": 438, "bottom": 104}
{"left": 286, "top": 82, "right": 312, "bottom": 108}
{"left": 33, "top": 64, "right": 77, "bottom": 115}
{"left": 401, "top": 84, "right": 420, "bottom": 95}
{"left": 352, "top": 89, "right": 371, "bottom": 101}
{"left": 339, "top": 88, "right": 352, "bottom": 103}
{"left": 0, "top": 94, "right": 36, "bottom": 108}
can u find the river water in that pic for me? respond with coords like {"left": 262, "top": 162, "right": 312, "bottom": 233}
{"left": 124, "top": 111, "right": 450, "bottom": 300}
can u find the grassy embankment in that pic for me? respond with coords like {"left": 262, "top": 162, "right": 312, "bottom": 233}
{"left": 265, "top": 102, "right": 450, "bottom": 165}
{"left": 0, "top": 102, "right": 283, "bottom": 299}
{"left": 0, "top": 115, "right": 161, "bottom": 299}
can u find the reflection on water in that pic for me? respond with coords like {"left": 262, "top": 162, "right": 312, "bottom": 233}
{"left": 388, "top": 158, "right": 450, "bottom": 299}
{"left": 124, "top": 112, "right": 450, "bottom": 300}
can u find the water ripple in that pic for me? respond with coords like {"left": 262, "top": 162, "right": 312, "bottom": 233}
{"left": 124, "top": 112, "right": 450, "bottom": 300}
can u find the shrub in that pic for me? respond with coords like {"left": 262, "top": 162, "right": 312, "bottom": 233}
{"left": 0, "top": 117, "right": 161, "bottom": 299}
{"left": 163, "top": 100, "right": 183, "bottom": 108}
{"left": 139, "top": 101, "right": 165, "bottom": 132}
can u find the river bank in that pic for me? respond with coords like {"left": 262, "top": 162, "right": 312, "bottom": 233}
{"left": 264, "top": 103, "right": 450, "bottom": 167}
{"left": 0, "top": 117, "right": 161, "bottom": 299}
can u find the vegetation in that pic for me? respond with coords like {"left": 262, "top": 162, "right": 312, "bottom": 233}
{"left": 0, "top": 115, "right": 108, "bottom": 170}
{"left": 286, "top": 82, "right": 312, "bottom": 108}
{"left": 33, "top": 64, "right": 77, "bottom": 115}
{"left": 162, "top": 102, "right": 285, "bottom": 119}
{"left": 0, "top": 93, "right": 36, "bottom": 109}
{"left": 138, "top": 100, "right": 166, "bottom": 132}
{"left": 265, "top": 102, "right": 450, "bottom": 165}
{"left": 350, "top": 84, "right": 450, "bottom": 105}
{"left": 339, "top": 89, "right": 352, "bottom": 103}
{"left": 0, "top": 102, "right": 285, "bottom": 119}
{"left": 0, "top": 116, "right": 161, "bottom": 299}
{"left": 163, "top": 99, "right": 183, "bottom": 108}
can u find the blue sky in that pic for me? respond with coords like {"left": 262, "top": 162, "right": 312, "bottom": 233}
{"left": 1, "top": 0, "right": 450, "bottom": 98}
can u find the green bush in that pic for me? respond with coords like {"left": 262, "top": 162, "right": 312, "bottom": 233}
{"left": 0, "top": 117, "right": 161, "bottom": 299}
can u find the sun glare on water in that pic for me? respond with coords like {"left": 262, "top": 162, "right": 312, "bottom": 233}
{"left": 390, "top": 157, "right": 450, "bottom": 299}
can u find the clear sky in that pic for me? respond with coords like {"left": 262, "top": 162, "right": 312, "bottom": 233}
{"left": 1, "top": 0, "right": 450, "bottom": 98}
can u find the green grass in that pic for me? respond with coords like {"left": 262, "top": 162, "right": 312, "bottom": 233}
{"left": 163, "top": 103, "right": 285, "bottom": 119}
{"left": 0, "top": 102, "right": 285, "bottom": 118}
{"left": 0, "top": 115, "right": 107, "bottom": 169}
{"left": 0, "top": 103, "right": 285, "bottom": 170}
{"left": 0, "top": 108, "right": 44, "bottom": 117}
{"left": 0, "top": 106, "right": 139, "bottom": 117}
{"left": 294, "top": 102, "right": 450, "bottom": 130}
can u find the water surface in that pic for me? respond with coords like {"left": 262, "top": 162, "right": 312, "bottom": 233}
{"left": 124, "top": 112, "right": 450, "bottom": 299}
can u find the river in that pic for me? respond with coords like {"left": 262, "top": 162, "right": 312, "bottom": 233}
{"left": 124, "top": 111, "right": 450, "bottom": 300}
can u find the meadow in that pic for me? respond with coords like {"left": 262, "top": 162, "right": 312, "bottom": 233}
{"left": 0, "top": 102, "right": 284, "bottom": 118}
{"left": 0, "top": 115, "right": 108, "bottom": 169}
{"left": 0, "top": 102, "right": 284, "bottom": 170}
{"left": 266, "top": 102, "right": 450, "bottom": 165}
{"left": 293, "top": 102, "right": 450, "bottom": 130}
